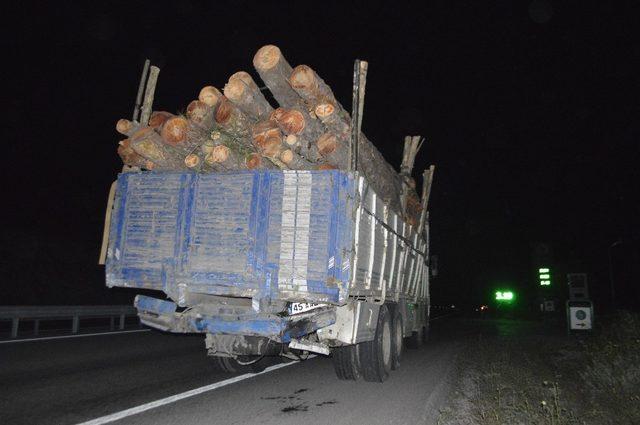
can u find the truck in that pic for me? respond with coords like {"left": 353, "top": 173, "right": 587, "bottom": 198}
{"left": 103, "top": 168, "right": 432, "bottom": 382}
{"left": 101, "top": 49, "right": 434, "bottom": 382}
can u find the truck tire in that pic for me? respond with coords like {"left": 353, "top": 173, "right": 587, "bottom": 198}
{"left": 332, "top": 345, "right": 361, "bottom": 380}
{"left": 391, "top": 307, "right": 403, "bottom": 370}
{"left": 359, "top": 304, "right": 392, "bottom": 382}
{"left": 212, "top": 356, "right": 266, "bottom": 373}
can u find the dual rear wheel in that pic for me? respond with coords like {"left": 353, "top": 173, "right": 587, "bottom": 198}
{"left": 332, "top": 304, "right": 413, "bottom": 382}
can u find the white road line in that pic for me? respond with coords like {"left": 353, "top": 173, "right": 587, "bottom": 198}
{"left": 77, "top": 358, "right": 311, "bottom": 425}
{"left": 0, "top": 329, "right": 150, "bottom": 344}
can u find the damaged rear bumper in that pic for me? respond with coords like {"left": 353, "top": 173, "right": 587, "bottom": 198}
{"left": 134, "top": 295, "right": 336, "bottom": 343}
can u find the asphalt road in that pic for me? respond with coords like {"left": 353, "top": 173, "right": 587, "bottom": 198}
{"left": 1, "top": 318, "right": 464, "bottom": 425}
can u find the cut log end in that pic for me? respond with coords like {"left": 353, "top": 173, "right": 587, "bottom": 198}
{"left": 161, "top": 117, "right": 189, "bottom": 145}
{"left": 209, "top": 145, "right": 229, "bottom": 163}
{"left": 261, "top": 136, "right": 282, "bottom": 158}
{"left": 253, "top": 45, "right": 282, "bottom": 71}
{"left": 317, "top": 133, "right": 338, "bottom": 155}
{"left": 199, "top": 86, "right": 222, "bottom": 108}
{"left": 186, "top": 100, "right": 211, "bottom": 125}
{"left": 290, "top": 65, "right": 316, "bottom": 90}
{"left": 245, "top": 153, "right": 262, "bottom": 169}
{"left": 315, "top": 103, "right": 335, "bottom": 119}
{"left": 285, "top": 134, "right": 298, "bottom": 146}
{"left": 252, "top": 120, "right": 281, "bottom": 147}
{"left": 231, "top": 71, "right": 253, "bottom": 85}
{"left": 223, "top": 78, "right": 246, "bottom": 101}
{"left": 280, "top": 149, "right": 295, "bottom": 164}
{"left": 184, "top": 154, "right": 200, "bottom": 168}
{"left": 275, "top": 109, "right": 305, "bottom": 135}
{"left": 116, "top": 119, "right": 134, "bottom": 136}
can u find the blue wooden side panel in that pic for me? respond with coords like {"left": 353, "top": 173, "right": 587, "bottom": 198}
{"left": 186, "top": 173, "right": 261, "bottom": 294}
{"left": 106, "top": 173, "right": 186, "bottom": 289}
{"left": 106, "top": 170, "right": 357, "bottom": 305}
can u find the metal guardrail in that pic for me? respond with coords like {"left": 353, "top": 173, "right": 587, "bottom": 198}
{"left": 0, "top": 305, "right": 138, "bottom": 338}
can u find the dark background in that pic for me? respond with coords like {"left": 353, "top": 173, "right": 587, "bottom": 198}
{"left": 1, "top": 1, "right": 638, "bottom": 311}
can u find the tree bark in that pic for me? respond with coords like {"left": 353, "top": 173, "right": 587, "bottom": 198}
{"left": 316, "top": 132, "right": 348, "bottom": 169}
{"left": 130, "top": 127, "right": 186, "bottom": 170}
{"left": 289, "top": 64, "right": 404, "bottom": 213}
{"left": 117, "top": 139, "right": 155, "bottom": 169}
{"left": 253, "top": 45, "right": 302, "bottom": 108}
{"left": 357, "top": 134, "right": 403, "bottom": 213}
{"left": 215, "top": 96, "right": 255, "bottom": 140}
{"left": 289, "top": 65, "right": 338, "bottom": 119}
{"left": 139, "top": 66, "right": 160, "bottom": 125}
{"left": 399, "top": 135, "right": 423, "bottom": 217}
{"left": 223, "top": 71, "right": 273, "bottom": 120}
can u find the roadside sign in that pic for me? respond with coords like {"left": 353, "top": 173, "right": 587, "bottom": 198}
{"left": 567, "top": 273, "right": 588, "bottom": 300}
{"left": 567, "top": 300, "right": 593, "bottom": 332}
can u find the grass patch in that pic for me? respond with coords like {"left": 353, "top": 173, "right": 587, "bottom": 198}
{"left": 438, "top": 312, "right": 640, "bottom": 425}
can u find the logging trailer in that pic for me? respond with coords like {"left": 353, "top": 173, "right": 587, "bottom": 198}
{"left": 101, "top": 51, "right": 434, "bottom": 382}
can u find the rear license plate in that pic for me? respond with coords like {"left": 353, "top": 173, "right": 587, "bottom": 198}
{"left": 288, "top": 302, "right": 325, "bottom": 315}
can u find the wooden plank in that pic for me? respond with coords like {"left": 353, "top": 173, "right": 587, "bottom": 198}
{"left": 98, "top": 181, "right": 117, "bottom": 265}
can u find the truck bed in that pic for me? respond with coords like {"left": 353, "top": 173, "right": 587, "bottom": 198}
{"left": 106, "top": 170, "right": 428, "bottom": 308}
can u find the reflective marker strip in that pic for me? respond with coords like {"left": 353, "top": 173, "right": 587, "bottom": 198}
{"left": 278, "top": 171, "right": 311, "bottom": 293}
{"left": 351, "top": 177, "right": 365, "bottom": 289}
{"left": 387, "top": 213, "right": 398, "bottom": 297}
{"left": 366, "top": 191, "right": 376, "bottom": 288}
{"left": 77, "top": 358, "right": 311, "bottom": 425}
{"left": 377, "top": 204, "right": 389, "bottom": 297}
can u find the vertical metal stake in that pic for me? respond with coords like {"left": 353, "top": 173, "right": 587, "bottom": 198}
{"left": 350, "top": 60, "right": 361, "bottom": 172}
{"left": 132, "top": 59, "right": 151, "bottom": 122}
{"left": 350, "top": 60, "right": 369, "bottom": 172}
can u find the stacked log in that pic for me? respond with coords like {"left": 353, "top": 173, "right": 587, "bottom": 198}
{"left": 114, "top": 45, "right": 425, "bottom": 218}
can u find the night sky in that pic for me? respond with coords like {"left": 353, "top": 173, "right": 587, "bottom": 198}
{"left": 2, "top": 1, "right": 638, "bottom": 310}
